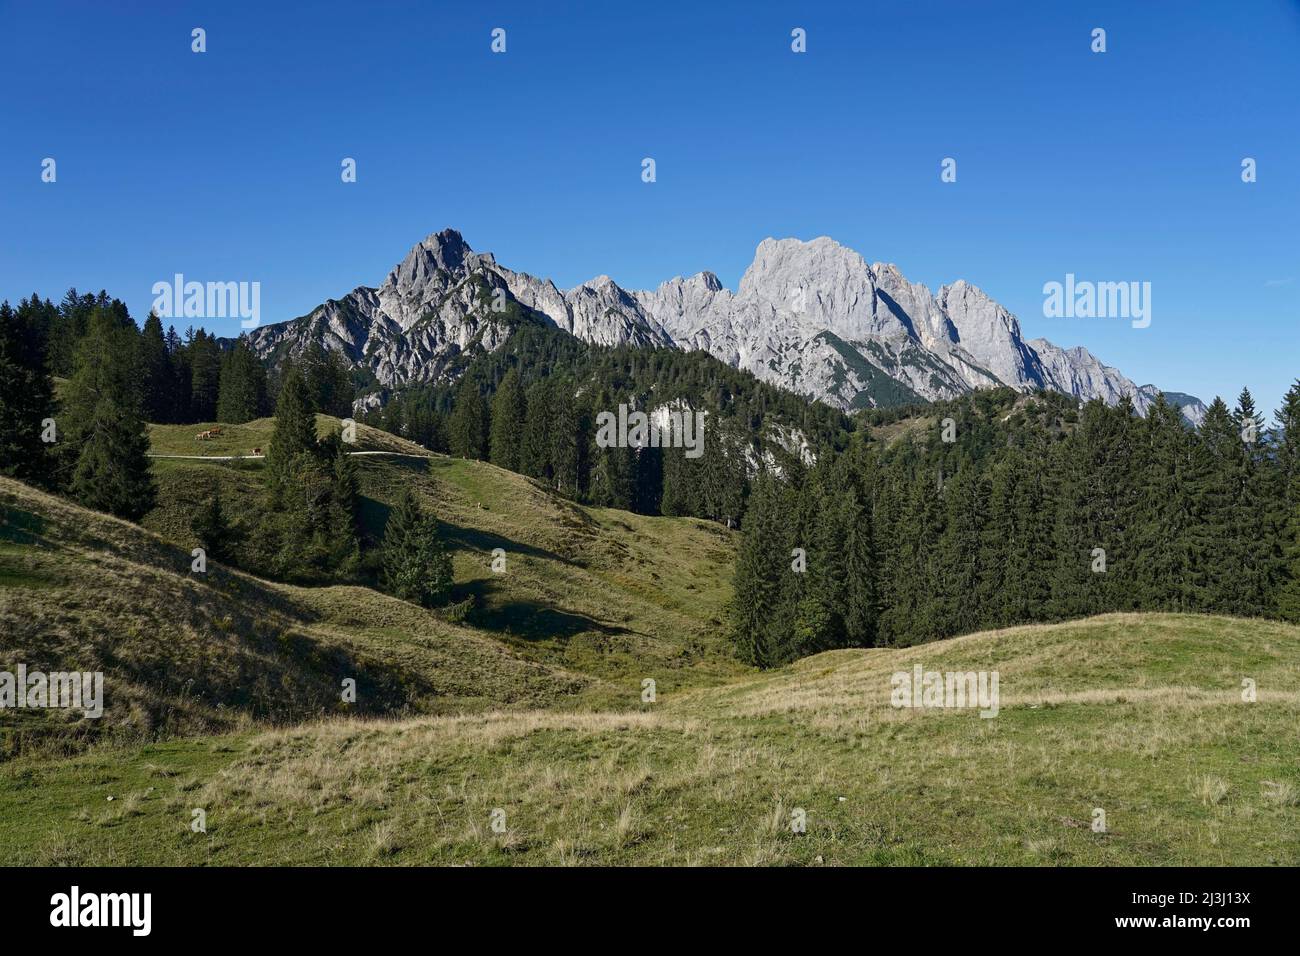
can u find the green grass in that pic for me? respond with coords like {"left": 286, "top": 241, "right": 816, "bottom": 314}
{"left": 1, "top": 416, "right": 739, "bottom": 759}
{"left": 4, "top": 416, "right": 1298, "bottom": 865}
{"left": 2, "top": 613, "right": 1297, "bottom": 865}
{"left": 144, "top": 416, "right": 743, "bottom": 694}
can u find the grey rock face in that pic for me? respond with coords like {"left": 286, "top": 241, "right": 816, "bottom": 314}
{"left": 244, "top": 229, "right": 1203, "bottom": 424}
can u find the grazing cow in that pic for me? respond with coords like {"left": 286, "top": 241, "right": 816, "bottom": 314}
{"left": 252, "top": 447, "right": 262, "bottom": 456}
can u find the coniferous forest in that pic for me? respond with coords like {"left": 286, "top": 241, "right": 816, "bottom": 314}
{"left": 732, "top": 387, "right": 1300, "bottom": 665}
{"left": 3, "top": 290, "right": 1299, "bottom": 671}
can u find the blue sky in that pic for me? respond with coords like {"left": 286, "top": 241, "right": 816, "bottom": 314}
{"left": 2, "top": 0, "right": 1297, "bottom": 413}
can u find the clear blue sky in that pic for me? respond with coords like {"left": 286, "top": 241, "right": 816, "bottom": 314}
{"left": 2, "top": 0, "right": 1296, "bottom": 413}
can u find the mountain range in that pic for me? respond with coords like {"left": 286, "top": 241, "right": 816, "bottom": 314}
{"left": 245, "top": 229, "right": 1206, "bottom": 425}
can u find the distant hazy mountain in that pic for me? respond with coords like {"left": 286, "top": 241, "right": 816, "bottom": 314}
{"left": 245, "top": 229, "right": 1206, "bottom": 425}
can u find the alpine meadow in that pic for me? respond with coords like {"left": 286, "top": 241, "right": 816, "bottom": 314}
{"left": 2, "top": 1, "right": 1299, "bottom": 935}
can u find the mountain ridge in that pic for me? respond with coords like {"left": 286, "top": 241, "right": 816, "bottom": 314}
{"left": 243, "top": 229, "right": 1206, "bottom": 425}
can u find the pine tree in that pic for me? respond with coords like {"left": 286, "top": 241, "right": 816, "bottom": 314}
{"left": 488, "top": 367, "right": 526, "bottom": 472}
{"left": 190, "top": 488, "right": 243, "bottom": 562}
{"left": 216, "top": 335, "right": 268, "bottom": 424}
{"left": 169, "top": 327, "right": 193, "bottom": 422}
{"left": 549, "top": 389, "right": 582, "bottom": 495}
{"left": 138, "top": 311, "right": 175, "bottom": 423}
{"left": 448, "top": 378, "right": 489, "bottom": 460}
{"left": 1130, "top": 396, "right": 1198, "bottom": 610}
{"left": 1274, "top": 381, "right": 1300, "bottom": 621}
{"left": 61, "top": 309, "right": 155, "bottom": 520}
{"left": 589, "top": 442, "right": 636, "bottom": 510}
{"left": 0, "top": 300, "right": 57, "bottom": 485}
{"left": 188, "top": 330, "right": 221, "bottom": 422}
{"left": 933, "top": 466, "right": 990, "bottom": 637}
{"left": 1193, "top": 398, "right": 1245, "bottom": 612}
{"left": 520, "top": 380, "right": 553, "bottom": 480}
{"left": 1231, "top": 387, "right": 1273, "bottom": 615}
{"left": 266, "top": 363, "right": 318, "bottom": 488}
{"left": 301, "top": 342, "right": 354, "bottom": 417}
{"left": 381, "top": 489, "right": 453, "bottom": 607}
{"left": 729, "top": 473, "right": 794, "bottom": 667}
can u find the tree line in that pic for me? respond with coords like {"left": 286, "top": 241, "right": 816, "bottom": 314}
{"left": 1, "top": 291, "right": 359, "bottom": 517}
{"left": 731, "top": 386, "right": 1300, "bottom": 666}
{"left": 11, "top": 286, "right": 1297, "bottom": 664}
{"left": 1, "top": 291, "right": 452, "bottom": 606}
{"left": 362, "top": 322, "right": 842, "bottom": 525}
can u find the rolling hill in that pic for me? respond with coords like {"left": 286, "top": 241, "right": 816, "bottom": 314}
{"left": 0, "top": 416, "right": 740, "bottom": 759}
{"left": 2, "top": 414, "right": 1296, "bottom": 866}
{"left": 1, "top": 613, "right": 1296, "bottom": 865}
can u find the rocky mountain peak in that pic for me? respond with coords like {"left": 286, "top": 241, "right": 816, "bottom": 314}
{"left": 243, "top": 228, "right": 1204, "bottom": 426}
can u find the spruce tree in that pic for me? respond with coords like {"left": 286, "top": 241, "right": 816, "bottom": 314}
{"left": 1192, "top": 398, "right": 1244, "bottom": 612}
{"left": 1274, "top": 381, "right": 1300, "bottom": 621}
{"left": 549, "top": 389, "right": 582, "bottom": 495}
{"left": 842, "top": 478, "right": 877, "bottom": 646}
{"left": 933, "top": 466, "right": 990, "bottom": 637}
{"left": 659, "top": 441, "right": 691, "bottom": 516}
{"left": 521, "top": 380, "right": 553, "bottom": 480}
{"left": 448, "top": 377, "right": 489, "bottom": 460}
{"left": 266, "top": 363, "right": 318, "bottom": 488}
{"left": 301, "top": 342, "right": 354, "bottom": 416}
{"left": 1231, "top": 387, "right": 1273, "bottom": 615}
{"left": 138, "top": 311, "right": 175, "bottom": 423}
{"left": 589, "top": 443, "right": 636, "bottom": 510}
{"left": 61, "top": 308, "right": 155, "bottom": 520}
{"left": 488, "top": 367, "right": 526, "bottom": 472}
{"left": 216, "top": 335, "right": 269, "bottom": 424}
{"left": 878, "top": 472, "right": 945, "bottom": 646}
{"left": 188, "top": 330, "right": 221, "bottom": 422}
{"left": 190, "top": 488, "right": 243, "bottom": 562}
{"left": 0, "top": 300, "right": 57, "bottom": 485}
{"left": 729, "top": 473, "right": 793, "bottom": 667}
{"left": 791, "top": 461, "right": 862, "bottom": 654}
{"left": 169, "top": 327, "right": 194, "bottom": 422}
{"left": 1130, "top": 395, "right": 1197, "bottom": 610}
{"left": 381, "top": 489, "right": 453, "bottom": 607}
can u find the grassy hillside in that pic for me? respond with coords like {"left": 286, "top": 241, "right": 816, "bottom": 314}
{"left": 0, "top": 475, "right": 588, "bottom": 758}
{"left": 144, "top": 417, "right": 742, "bottom": 692}
{"left": 6, "top": 413, "right": 1297, "bottom": 866}
{"left": 2, "top": 613, "right": 1296, "bottom": 865}
{"left": 1, "top": 417, "right": 739, "bottom": 758}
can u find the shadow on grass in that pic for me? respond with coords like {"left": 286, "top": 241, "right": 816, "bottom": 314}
{"left": 357, "top": 493, "right": 576, "bottom": 566}
{"left": 0, "top": 505, "right": 46, "bottom": 545}
{"left": 441, "top": 521, "right": 578, "bottom": 566}
{"left": 454, "top": 577, "right": 631, "bottom": 642}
